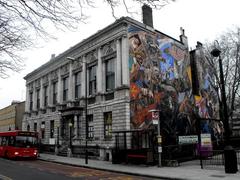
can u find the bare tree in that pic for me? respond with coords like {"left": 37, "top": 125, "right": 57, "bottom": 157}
{"left": 0, "top": 0, "right": 174, "bottom": 78}
{"left": 204, "top": 27, "right": 240, "bottom": 120}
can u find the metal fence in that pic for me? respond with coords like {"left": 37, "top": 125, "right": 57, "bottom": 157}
{"left": 201, "top": 149, "right": 240, "bottom": 170}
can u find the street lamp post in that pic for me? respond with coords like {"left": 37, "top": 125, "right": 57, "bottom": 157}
{"left": 84, "top": 58, "right": 88, "bottom": 165}
{"left": 211, "top": 41, "right": 238, "bottom": 173}
{"left": 149, "top": 109, "right": 162, "bottom": 167}
{"left": 67, "top": 56, "right": 88, "bottom": 164}
{"left": 69, "top": 122, "right": 73, "bottom": 154}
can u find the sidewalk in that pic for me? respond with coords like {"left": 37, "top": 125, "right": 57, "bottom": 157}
{"left": 38, "top": 153, "right": 239, "bottom": 180}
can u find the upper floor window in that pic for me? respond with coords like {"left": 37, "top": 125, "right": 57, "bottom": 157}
{"left": 52, "top": 81, "right": 58, "bottom": 105}
{"left": 74, "top": 72, "right": 81, "bottom": 99}
{"left": 89, "top": 65, "right": 96, "bottom": 96}
{"left": 34, "top": 123, "right": 37, "bottom": 132}
{"left": 29, "top": 92, "right": 33, "bottom": 111}
{"left": 36, "top": 89, "right": 40, "bottom": 110}
{"left": 43, "top": 86, "right": 48, "bottom": 107}
{"left": 63, "top": 77, "right": 69, "bottom": 102}
{"left": 106, "top": 59, "right": 115, "bottom": 92}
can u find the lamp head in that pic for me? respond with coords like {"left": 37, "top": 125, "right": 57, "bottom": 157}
{"left": 211, "top": 48, "right": 221, "bottom": 57}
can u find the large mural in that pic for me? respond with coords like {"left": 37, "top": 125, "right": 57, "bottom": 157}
{"left": 193, "top": 48, "right": 223, "bottom": 143}
{"left": 128, "top": 26, "right": 195, "bottom": 144}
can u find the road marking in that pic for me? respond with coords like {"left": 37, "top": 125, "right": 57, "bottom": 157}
{"left": 0, "top": 174, "right": 12, "bottom": 180}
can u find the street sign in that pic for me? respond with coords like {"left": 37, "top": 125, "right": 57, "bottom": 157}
{"left": 158, "top": 146, "right": 162, "bottom": 153}
{"left": 157, "top": 136, "right": 162, "bottom": 144}
{"left": 201, "top": 133, "right": 212, "bottom": 146}
{"left": 152, "top": 111, "right": 159, "bottom": 120}
{"left": 178, "top": 135, "right": 198, "bottom": 144}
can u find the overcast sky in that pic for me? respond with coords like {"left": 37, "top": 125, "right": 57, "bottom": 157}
{"left": 0, "top": 0, "right": 240, "bottom": 109}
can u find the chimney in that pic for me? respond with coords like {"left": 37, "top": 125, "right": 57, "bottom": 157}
{"left": 51, "top": 54, "right": 55, "bottom": 59}
{"left": 179, "top": 27, "right": 188, "bottom": 47}
{"left": 142, "top": 4, "right": 153, "bottom": 28}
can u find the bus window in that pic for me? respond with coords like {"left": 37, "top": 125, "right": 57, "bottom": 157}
{"left": 15, "top": 136, "right": 38, "bottom": 148}
{"left": 2, "top": 137, "right": 7, "bottom": 146}
{"left": 9, "top": 136, "right": 15, "bottom": 146}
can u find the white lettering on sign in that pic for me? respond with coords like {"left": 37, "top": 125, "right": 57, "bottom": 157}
{"left": 178, "top": 135, "right": 198, "bottom": 144}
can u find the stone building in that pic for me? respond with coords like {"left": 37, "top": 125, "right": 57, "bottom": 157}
{"left": 23, "top": 16, "right": 132, "bottom": 160}
{"left": 0, "top": 101, "right": 25, "bottom": 132}
{"left": 23, "top": 6, "right": 220, "bottom": 161}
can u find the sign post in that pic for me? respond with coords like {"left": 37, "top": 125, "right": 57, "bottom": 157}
{"left": 149, "top": 109, "right": 161, "bottom": 167}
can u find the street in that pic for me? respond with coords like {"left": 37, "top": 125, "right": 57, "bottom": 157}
{"left": 0, "top": 158, "right": 160, "bottom": 180}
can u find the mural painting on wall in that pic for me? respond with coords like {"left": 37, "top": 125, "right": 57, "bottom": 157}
{"left": 193, "top": 50, "right": 223, "bottom": 143}
{"left": 128, "top": 26, "right": 195, "bottom": 143}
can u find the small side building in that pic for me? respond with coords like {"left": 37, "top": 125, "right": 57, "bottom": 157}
{"left": 0, "top": 101, "right": 25, "bottom": 131}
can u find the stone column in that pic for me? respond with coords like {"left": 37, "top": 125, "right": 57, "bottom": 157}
{"left": 32, "top": 85, "right": 37, "bottom": 111}
{"left": 116, "top": 38, "right": 122, "bottom": 87}
{"left": 74, "top": 115, "right": 78, "bottom": 137}
{"left": 25, "top": 85, "right": 30, "bottom": 112}
{"left": 40, "top": 78, "right": 44, "bottom": 109}
{"left": 47, "top": 80, "right": 51, "bottom": 107}
{"left": 121, "top": 35, "right": 129, "bottom": 86}
{"left": 82, "top": 56, "right": 88, "bottom": 97}
{"left": 97, "top": 47, "right": 103, "bottom": 93}
{"left": 57, "top": 69, "right": 62, "bottom": 104}
{"left": 68, "top": 62, "right": 74, "bottom": 101}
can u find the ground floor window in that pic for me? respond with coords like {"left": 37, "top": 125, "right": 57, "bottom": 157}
{"left": 104, "top": 112, "right": 112, "bottom": 139}
{"left": 87, "top": 115, "right": 94, "bottom": 140}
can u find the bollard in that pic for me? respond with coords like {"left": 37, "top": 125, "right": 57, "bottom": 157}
{"left": 224, "top": 146, "right": 238, "bottom": 173}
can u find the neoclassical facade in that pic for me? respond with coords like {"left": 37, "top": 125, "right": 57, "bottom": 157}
{"left": 23, "top": 17, "right": 131, "bottom": 160}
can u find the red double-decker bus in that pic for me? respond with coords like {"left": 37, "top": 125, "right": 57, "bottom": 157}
{"left": 0, "top": 130, "right": 39, "bottom": 159}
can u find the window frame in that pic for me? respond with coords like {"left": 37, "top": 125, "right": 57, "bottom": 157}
{"left": 86, "top": 114, "right": 94, "bottom": 140}
{"left": 62, "top": 77, "right": 69, "bottom": 102}
{"left": 74, "top": 72, "right": 81, "bottom": 99}
{"left": 88, "top": 65, "right": 97, "bottom": 96}
{"left": 105, "top": 59, "right": 115, "bottom": 92}
{"left": 52, "top": 81, "right": 58, "bottom": 105}
{"left": 104, "top": 112, "right": 112, "bottom": 140}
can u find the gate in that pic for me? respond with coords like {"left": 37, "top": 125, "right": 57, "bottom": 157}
{"left": 112, "top": 129, "right": 156, "bottom": 165}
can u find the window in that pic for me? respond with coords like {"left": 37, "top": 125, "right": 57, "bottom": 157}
{"left": 63, "top": 77, "right": 69, "bottom": 102}
{"left": 41, "top": 122, "right": 45, "bottom": 139}
{"left": 43, "top": 86, "right": 48, "bottom": 107}
{"left": 106, "top": 59, "right": 115, "bottom": 92}
{"left": 89, "top": 65, "right": 97, "bottom": 96}
{"left": 75, "top": 72, "right": 81, "bottom": 99}
{"left": 29, "top": 92, "right": 33, "bottom": 111}
{"left": 34, "top": 123, "right": 37, "bottom": 132}
{"left": 36, "top": 89, "right": 40, "bottom": 110}
{"left": 104, "top": 112, "right": 112, "bottom": 139}
{"left": 50, "top": 120, "right": 54, "bottom": 138}
{"left": 87, "top": 115, "right": 94, "bottom": 139}
{"left": 52, "top": 81, "right": 58, "bottom": 105}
